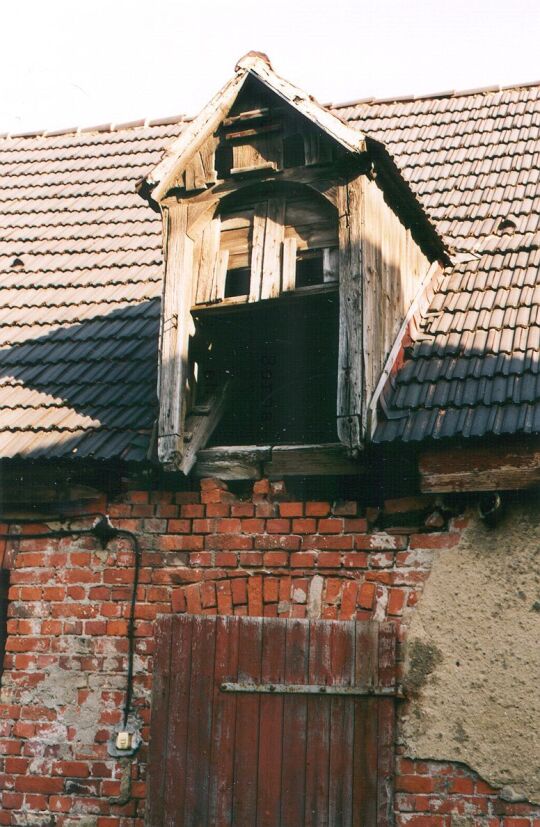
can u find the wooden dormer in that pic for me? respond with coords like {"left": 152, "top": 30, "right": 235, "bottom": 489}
{"left": 143, "top": 53, "right": 447, "bottom": 474}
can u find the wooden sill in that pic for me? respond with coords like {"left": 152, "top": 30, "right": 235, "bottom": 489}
{"left": 194, "top": 442, "right": 361, "bottom": 480}
{"left": 192, "top": 283, "right": 338, "bottom": 314}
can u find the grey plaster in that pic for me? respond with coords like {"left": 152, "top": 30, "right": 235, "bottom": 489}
{"left": 402, "top": 501, "right": 540, "bottom": 802}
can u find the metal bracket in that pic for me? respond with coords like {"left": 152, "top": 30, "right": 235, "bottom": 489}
{"left": 220, "top": 682, "right": 402, "bottom": 697}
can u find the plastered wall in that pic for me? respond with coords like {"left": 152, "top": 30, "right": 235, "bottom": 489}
{"left": 402, "top": 497, "right": 540, "bottom": 804}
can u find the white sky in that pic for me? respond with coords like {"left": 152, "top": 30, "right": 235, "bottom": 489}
{"left": 1, "top": 0, "right": 539, "bottom": 134}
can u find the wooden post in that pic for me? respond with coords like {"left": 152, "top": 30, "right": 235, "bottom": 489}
{"left": 158, "top": 203, "right": 194, "bottom": 466}
{"left": 337, "top": 176, "right": 364, "bottom": 453}
{"left": 260, "top": 196, "right": 285, "bottom": 300}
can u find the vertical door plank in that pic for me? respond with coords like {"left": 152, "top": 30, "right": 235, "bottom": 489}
{"left": 353, "top": 622, "right": 379, "bottom": 827}
{"left": 280, "top": 618, "right": 309, "bottom": 827}
{"left": 232, "top": 617, "right": 263, "bottom": 825}
{"left": 304, "top": 619, "right": 333, "bottom": 827}
{"left": 328, "top": 621, "right": 355, "bottom": 827}
{"left": 377, "top": 623, "right": 396, "bottom": 827}
{"left": 209, "top": 616, "right": 240, "bottom": 825}
{"left": 257, "top": 618, "right": 287, "bottom": 827}
{"left": 146, "top": 615, "right": 174, "bottom": 827}
{"left": 161, "top": 615, "right": 194, "bottom": 826}
{"left": 183, "top": 615, "right": 217, "bottom": 827}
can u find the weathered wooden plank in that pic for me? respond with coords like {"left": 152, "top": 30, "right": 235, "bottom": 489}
{"left": 195, "top": 215, "right": 221, "bottom": 305}
{"left": 256, "top": 619, "right": 286, "bottom": 827}
{"left": 209, "top": 616, "right": 240, "bottom": 825}
{"left": 260, "top": 197, "right": 285, "bottom": 300}
{"left": 337, "top": 177, "right": 364, "bottom": 453}
{"left": 179, "top": 378, "right": 231, "bottom": 475}
{"left": 214, "top": 249, "right": 229, "bottom": 302}
{"left": 328, "top": 622, "right": 355, "bottom": 826}
{"left": 249, "top": 201, "right": 268, "bottom": 301}
{"left": 146, "top": 615, "right": 173, "bottom": 827}
{"left": 264, "top": 443, "right": 359, "bottom": 477}
{"left": 282, "top": 236, "right": 297, "bottom": 292}
{"left": 194, "top": 445, "right": 271, "bottom": 480}
{"left": 419, "top": 437, "right": 540, "bottom": 492}
{"left": 353, "top": 622, "right": 379, "bottom": 827}
{"left": 161, "top": 614, "right": 193, "bottom": 826}
{"left": 280, "top": 619, "right": 309, "bottom": 827}
{"left": 183, "top": 615, "right": 217, "bottom": 827}
{"left": 232, "top": 617, "right": 263, "bottom": 824}
{"left": 323, "top": 247, "right": 339, "bottom": 282}
{"left": 158, "top": 204, "right": 193, "bottom": 466}
{"left": 304, "top": 619, "right": 333, "bottom": 827}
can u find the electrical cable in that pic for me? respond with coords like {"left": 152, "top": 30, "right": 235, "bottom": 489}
{"left": 0, "top": 512, "right": 141, "bottom": 730}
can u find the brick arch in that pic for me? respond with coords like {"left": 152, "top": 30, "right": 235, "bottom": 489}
{"left": 171, "top": 572, "right": 382, "bottom": 620}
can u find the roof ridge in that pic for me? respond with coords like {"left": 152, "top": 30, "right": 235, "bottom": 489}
{"left": 1, "top": 114, "right": 187, "bottom": 141}
{"left": 329, "top": 78, "right": 540, "bottom": 109}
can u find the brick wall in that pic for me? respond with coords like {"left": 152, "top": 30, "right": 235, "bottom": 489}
{"left": 0, "top": 477, "right": 538, "bottom": 826}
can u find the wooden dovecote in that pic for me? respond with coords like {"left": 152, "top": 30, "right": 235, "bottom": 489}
{"left": 144, "top": 53, "right": 447, "bottom": 473}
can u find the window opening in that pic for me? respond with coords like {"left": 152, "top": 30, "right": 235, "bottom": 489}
{"left": 225, "top": 266, "right": 251, "bottom": 298}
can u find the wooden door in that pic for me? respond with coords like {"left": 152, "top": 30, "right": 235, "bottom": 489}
{"left": 147, "top": 615, "right": 396, "bottom": 827}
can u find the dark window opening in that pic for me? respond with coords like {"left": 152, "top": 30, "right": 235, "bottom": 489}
{"left": 194, "top": 292, "right": 338, "bottom": 446}
{"left": 296, "top": 250, "right": 324, "bottom": 288}
{"left": 224, "top": 267, "right": 251, "bottom": 298}
{"left": 283, "top": 134, "right": 306, "bottom": 168}
{"left": 215, "top": 143, "right": 233, "bottom": 179}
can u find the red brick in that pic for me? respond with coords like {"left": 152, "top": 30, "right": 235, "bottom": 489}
{"left": 387, "top": 588, "right": 405, "bottom": 616}
{"left": 305, "top": 501, "right": 331, "bottom": 517}
{"left": 339, "top": 581, "right": 358, "bottom": 619}
{"left": 266, "top": 518, "right": 291, "bottom": 534}
{"left": 342, "top": 552, "right": 368, "bottom": 568}
{"left": 241, "top": 518, "right": 265, "bottom": 533}
{"left": 292, "top": 518, "right": 317, "bottom": 534}
{"left": 344, "top": 518, "right": 368, "bottom": 532}
{"left": 317, "top": 552, "right": 341, "bottom": 567}
{"left": 396, "top": 775, "right": 436, "bottom": 793}
{"left": 158, "top": 535, "right": 204, "bottom": 551}
{"left": 279, "top": 502, "right": 304, "bottom": 517}
{"left": 409, "top": 533, "right": 461, "bottom": 549}
{"left": 263, "top": 578, "right": 279, "bottom": 602}
{"left": 181, "top": 504, "right": 204, "bottom": 518}
{"left": 167, "top": 519, "right": 191, "bottom": 533}
{"left": 231, "top": 579, "right": 247, "bottom": 605}
{"left": 253, "top": 479, "right": 271, "bottom": 496}
{"left": 205, "top": 534, "right": 253, "bottom": 550}
{"left": 185, "top": 584, "right": 202, "bottom": 613}
{"left": 290, "top": 553, "right": 316, "bottom": 568}
{"left": 200, "top": 581, "right": 217, "bottom": 608}
{"left": 52, "top": 760, "right": 90, "bottom": 777}
{"left": 214, "top": 581, "right": 231, "bottom": 615}
{"left": 200, "top": 477, "right": 228, "bottom": 491}
{"left": 332, "top": 500, "right": 357, "bottom": 516}
{"left": 231, "top": 503, "right": 255, "bottom": 517}
{"left": 215, "top": 552, "right": 237, "bottom": 567}
{"left": 358, "top": 581, "right": 376, "bottom": 610}
{"left": 263, "top": 551, "right": 288, "bottom": 566}
{"left": 171, "top": 589, "right": 187, "bottom": 612}
{"left": 248, "top": 576, "right": 263, "bottom": 616}
{"left": 217, "top": 518, "right": 242, "bottom": 533}
{"left": 318, "top": 518, "right": 344, "bottom": 534}
{"left": 207, "top": 503, "right": 231, "bottom": 516}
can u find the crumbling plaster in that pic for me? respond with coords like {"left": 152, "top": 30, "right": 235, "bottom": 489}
{"left": 402, "top": 499, "right": 540, "bottom": 803}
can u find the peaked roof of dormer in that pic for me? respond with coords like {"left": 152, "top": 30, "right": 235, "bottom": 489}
{"left": 145, "top": 51, "right": 368, "bottom": 203}
{"left": 142, "top": 53, "right": 447, "bottom": 261}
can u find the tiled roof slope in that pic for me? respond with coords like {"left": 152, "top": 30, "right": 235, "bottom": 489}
{"left": 0, "top": 120, "right": 184, "bottom": 460}
{"left": 0, "top": 81, "right": 538, "bottom": 460}
{"left": 331, "top": 84, "right": 540, "bottom": 441}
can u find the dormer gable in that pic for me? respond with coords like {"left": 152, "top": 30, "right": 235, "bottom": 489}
{"left": 144, "top": 54, "right": 448, "bottom": 473}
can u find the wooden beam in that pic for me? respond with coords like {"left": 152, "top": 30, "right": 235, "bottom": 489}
{"left": 194, "top": 446, "right": 271, "bottom": 480}
{"left": 336, "top": 176, "right": 364, "bottom": 453}
{"left": 158, "top": 203, "right": 193, "bottom": 466}
{"left": 264, "top": 443, "right": 360, "bottom": 477}
{"left": 419, "top": 438, "right": 540, "bottom": 493}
